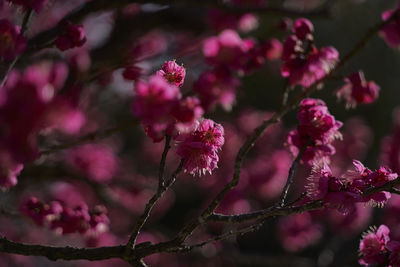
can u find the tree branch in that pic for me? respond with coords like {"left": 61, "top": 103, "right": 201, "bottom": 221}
{"left": 0, "top": 237, "right": 125, "bottom": 261}
{"left": 278, "top": 140, "right": 309, "bottom": 207}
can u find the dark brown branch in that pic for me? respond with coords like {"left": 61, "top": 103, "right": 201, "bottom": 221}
{"left": 208, "top": 200, "right": 324, "bottom": 224}
{"left": 158, "top": 135, "right": 172, "bottom": 188}
{"left": 0, "top": 237, "right": 125, "bottom": 261}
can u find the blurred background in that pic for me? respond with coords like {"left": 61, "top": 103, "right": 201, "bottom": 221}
{"left": 1, "top": 0, "right": 400, "bottom": 266}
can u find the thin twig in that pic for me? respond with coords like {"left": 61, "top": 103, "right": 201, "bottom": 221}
{"left": 278, "top": 140, "right": 310, "bottom": 207}
{"left": 126, "top": 159, "right": 184, "bottom": 250}
{"left": 158, "top": 135, "right": 172, "bottom": 188}
{"left": 39, "top": 121, "right": 133, "bottom": 155}
{"left": 0, "top": 9, "right": 33, "bottom": 87}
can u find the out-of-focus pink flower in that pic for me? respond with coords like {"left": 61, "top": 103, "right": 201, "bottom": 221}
{"left": 132, "top": 75, "right": 181, "bottom": 142}
{"left": 194, "top": 68, "right": 240, "bottom": 111}
{"left": 336, "top": 71, "right": 380, "bottom": 108}
{"left": 277, "top": 213, "right": 323, "bottom": 252}
{"left": 0, "top": 19, "right": 26, "bottom": 62}
{"left": 20, "top": 197, "right": 63, "bottom": 226}
{"left": 156, "top": 60, "right": 186, "bottom": 87}
{"left": 55, "top": 22, "right": 86, "bottom": 51}
{"left": 388, "top": 240, "right": 400, "bottom": 266}
{"left": 171, "top": 96, "right": 204, "bottom": 134}
{"left": 261, "top": 38, "right": 283, "bottom": 60}
{"left": 294, "top": 18, "right": 314, "bottom": 40}
{"left": 207, "top": 9, "right": 259, "bottom": 33}
{"left": 0, "top": 152, "right": 23, "bottom": 190}
{"left": 6, "top": 0, "right": 48, "bottom": 12}
{"left": 380, "top": 8, "right": 400, "bottom": 49}
{"left": 359, "top": 225, "right": 390, "bottom": 266}
{"left": 66, "top": 144, "right": 117, "bottom": 182}
{"left": 176, "top": 119, "right": 224, "bottom": 176}
{"left": 123, "top": 65, "right": 142, "bottom": 81}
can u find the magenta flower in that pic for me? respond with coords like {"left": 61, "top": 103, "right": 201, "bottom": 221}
{"left": 293, "top": 18, "right": 314, "bottom": 40}
{"left": 203, "top": 29, "right": 252, "bottom": 71}
{"left": 0, "top": 153, "right": 23, "bottom": 190}
{"left": 132, "top": 74, "right": 181, "bottom": 142}
{"left": 282, "top": 45, "right": 339, "bottom": 88}
{"left": 194, "top": 68, "right": 240, "bottom": 111}
{"left": 0, "top": 19, "right": 26, "bottom": 62}
{"left": 55, "top": 22, "right": 86, "bottom": 51}
{"left": 336, "top": 71, "right": 380, "bottom": 108}
{"left": 261, "top": 38, "right": 283, "bottom": 60}
{"left": 176, "top": 119, "right": 224, "bottom": 176}
{"left": 306, "top": 161, "right": 360, "bottom": 214}
{"left": 156, "top": 60, "right": 186, "bottom": 87}
{"left": 6, "top": 0, "right": 48, "bottom": 12}
{"left": 171, "top": 96, "right": 204, "bottom": 134}
{"left": 287, "top": 98, "right": 342, "bottom": 165}
{"left": 380, "top": 8, "right": 400, "bottom": 49}
{"left": 344, "top": 160, "right": 397, "bottom": 207}
{"left": 277, "top": 213, "right": 323, "bottom": 252}
{"left": 359, "top": 225, "right": 390, "bottom": 266}
{"left": 281, "top": 18, "right": 339, "bottom": 88}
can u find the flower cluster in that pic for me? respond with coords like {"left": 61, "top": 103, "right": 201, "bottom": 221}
{"left": 0, "top": 19, "right": 26, "bottom": 62}
{"left": 281, "top": 18, "right": 339, "bottom": 88}
{"left": 0, "top": 62, "right": 85, "bottom": 189}
{"left": 55, "top": 22, "right": 86, "bottom": 51}
{"left": 336, "top": 71, "right": 380, "bottom": 108}
{"left": 306, "top": 160, "right": 397, "bottom": 214}
{"left": 358, "top": 224, "right": 400, "bottom": 266}
{"left": 132, "top": 61, "right": 203, "bottom": 142}
{"left": 176, "top": 119, "right": 224, "bottom": 176}
{"left": 197, "top": 29, "right": 272, "bottom": 111}
{"left": 287, "top": 98, "right": 343, "bottom": 165}
{"left": 20, "top": 197, "right": 109, "bottom": 236}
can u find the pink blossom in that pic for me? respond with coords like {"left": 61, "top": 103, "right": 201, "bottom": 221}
{"left": 132, "top": 75, "right": 181, "bottom": 142}
{"left": 294, "top": 18, "right": 314, "bottom": 40}
{"left": 261, "top": 38, "right": 283, "bottom": 60}
{"left": 277, "top": 213, "right": 323, "bottom": 252}
{"left": 156, "top": 60, "right": 186, "bottom": 87}
{"left": 287, "top": 98, "right": 342, "bottom": 165}
{"left": 6, "top": 0, "right": 48, "bottom": 12}
{"left": 203, "top": 29, "right": 252, "bottom": 71}
{"left": 359, "top": 225, "right": 390, "bottom": 266}
{"left": 380, "top": 8, "right": 400, "bottom": 48}
{"left": 0, "top": 152, "right": 23, "bottom": 190}
{"left": 282, "top": 45, "right": 339, "bottom": 87}
{"left": 194, "top": 68, "right": 240, "bottom": 111}
{"left": 176, "top": 119, "right": 224, "bottom": 176}
{"left": 336, "top": 71, "right": 380, "bottom": 108}
{"left": 171, "top": 96, "right": 204, "bottom": 134}
{"left": 344, "top": 160, "right": 397, "bottom": 207}
{"left": 66, "top": 144, "right": 117, "bottom": 182}
{"left": 281, "top": 19, "right": 339, "bottom": 87}
{"left": 207, "top": 9, "right": 259, "bottom": 33}
{"left": 55, "top": 22, "right": 86, "bottom": 51}
{"left": 0, "top": 19, "right": 26, "bottom": 61}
